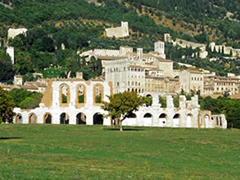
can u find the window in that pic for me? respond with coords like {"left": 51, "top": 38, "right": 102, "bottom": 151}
{"left": 77, "top": 85, "right": 85, "bottom": 103}
{"left": 95, "top": 85, "right": 102, "bottom": 103}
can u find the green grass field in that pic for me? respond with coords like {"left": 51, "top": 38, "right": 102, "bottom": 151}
{"left": 0, "top": 125, "right": 239, "bottom": 179}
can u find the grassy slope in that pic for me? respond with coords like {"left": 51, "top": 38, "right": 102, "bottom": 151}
{"left": 0, "top": 125, "right": 239, "bottom": 179}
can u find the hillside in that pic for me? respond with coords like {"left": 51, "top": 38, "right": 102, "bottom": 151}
{"left": 0, "top": 0, "right": 240, "bottom": 81}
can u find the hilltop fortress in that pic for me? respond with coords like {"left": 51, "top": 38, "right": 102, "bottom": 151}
{"left": 164, "top": 33, "right": 240, "bottom": 58}
{"left": 105, "top": 21, "right": 129, "bottom": 38}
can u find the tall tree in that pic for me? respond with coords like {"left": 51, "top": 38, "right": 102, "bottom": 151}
{"left": 0, "top": 87, "right": 15, "bottom": 123}
{"left": 0, "top": 50, "right": 14, "bottom": 80}
{"left": 101, "top": 91, "right": 144, "bottom": 131}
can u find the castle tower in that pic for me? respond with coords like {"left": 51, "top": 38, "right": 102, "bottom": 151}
{"left": 164, "top": 33, "right": 172, "bottom": 43}
{"left": 137, "top": 48, "right": 143, "bottom": 59}
{"left": 154, "top": 41, "right": 166, "bottom": 59}
{"left": 154, "top": 41, "right": 165, "bottom": 55}
{"left": 121, "top": 21, "right": 129, "bottom": 37}
{"left": 76, "top": 72, "right": 83, "bottom": 79}
{"left": 14, "top": 75, "right": 23, "bottom": 86}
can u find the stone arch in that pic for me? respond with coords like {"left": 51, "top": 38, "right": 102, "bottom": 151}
{"left": 145, "top": 94, "right": 153, "bottom": 106}
{"left": 76, "top": 113, "right": 86, "bottom": 125}
{"left": 59, "top": 83, "right": 70, "bottom": 107}
{"left": 173, "top": 114, "right": 180, "bottom": 127}
{"left": 186, "top": 114, "right": 192, "bottom": 128}
{"left": 123, "top": 113, "right": 137, "bottom": 126}
{"left": 93, "top": 83, "right": 104, "bottom": 105}
{"left": 15, "top": 113, "right": 23, "bottom": 124}
{"left": 204, "top": 114, "right": 210, "bottom": 128}
{"left": 159, "top": 113, "right": 167, "bottom": 127}
{"left": 143, "top": 113, "right": 153, "bottom": 126}
{"left": 76, "top": 84, "right": 86, "bottom": 108}
{"left": 143, "top": 113, "right": 152, "bottom": 118}
{"left": 128, "top": 113, "right": 137, "bottom": 118}
{"left": 60, "top": 113, "right": 69, "bottom": 124}
{"left": 43, "top": 113, "right": 52, "bottom": 124}
{"left": 29, "top": 113, "right": 37, "bottom": 124}
{"left": 146, "top": 94, "right": 152, "bottom": 98}
{"left": 93, "top": 113, "right": 103, "bottom": 125}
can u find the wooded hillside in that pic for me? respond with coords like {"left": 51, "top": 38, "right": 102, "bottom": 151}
{"left": 0, "top": 0, "right": 239, "bottom": 81}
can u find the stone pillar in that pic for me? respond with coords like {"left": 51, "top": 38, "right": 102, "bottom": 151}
{"left": 166, "top": 95, "right": 174, "bottom": 108}
{"left": 86, "top": 112, "right": 93, "bottom": 125}
{"left": 69, "top": 84, "right": 76, "bottom": 108}
{"left": 103, "top": 116, "right": 111, "bottom": 126}
{"left": 152, "top": 94, "right": 159, "bottom": 107}
{"left": 52, "top": 111, "right": 60, "bottom": 125}
{"left": 179, "top": 95, "right": 186, "bottom": 109}
{"left": 69, "top": 114, "right": 76, "bottom": 125}
{"left": 191, "top": 95, "right": 200, "bottom": 109}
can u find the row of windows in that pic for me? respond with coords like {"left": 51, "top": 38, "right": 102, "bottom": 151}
{"left": 191, "top": 77, "right": 203, "bottom": 81}
{"left": 107, "top": 67, "right": 144, "bottom": 73}
{"left": 127, "top": 88, "right": 144, "bottom": 93}
{"left": 216, "top": 82, "right": 235, "bottom": 86}
{"left": 59, "top": 84, "right": 103, "bottom": 104}
{"left": 130, "top": 75, "right": 144, "bottom": 79}
{"left": 216, "top": 87, "right": 238, "bottom": 91}
{"left": 116, "top": 82, "right": 142, "bottom": 87}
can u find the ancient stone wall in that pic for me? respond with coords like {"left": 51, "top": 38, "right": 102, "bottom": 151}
{"left": 105, "top": 21, "right": 129, "bottom": 38}
{"left": 8, "top": 28, "right": 28, "bottom": 39}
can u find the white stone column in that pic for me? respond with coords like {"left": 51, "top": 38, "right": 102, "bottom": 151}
{"left": 69, "top": 113, "right": 76, "bottom": 125}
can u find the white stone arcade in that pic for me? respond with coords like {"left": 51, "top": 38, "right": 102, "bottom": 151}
{"left": 13, "top": 78, "right": 227, "bottom": 129}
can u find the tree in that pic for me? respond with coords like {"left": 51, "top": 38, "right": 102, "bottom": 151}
{"left": 0, "top": 50, "right": 14, "bottom": 81}
{"left": 101, "top": 91, "right": 144, "bottom": 131}
{"left": 0, "top": 87, "right": 15, "bottom": 123}
{"left": 9, "top": 88, "right": 42, "bottom": 109}
{"left": 13, "top": 53, "right": 33, "bottom": 75}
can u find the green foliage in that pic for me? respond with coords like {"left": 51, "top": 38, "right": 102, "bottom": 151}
{"left": 200, "top": 96, "right": 240, "bottom": 128}
{"left": 159, "top": 96, "right": 166, "bottom": 108}
{"left": 0, "top": 49, "right": 14, "bottom": 81}
{"left": 79, "top": 56, "right": 102, "bottom": 80}
{"left": 0, "top": 0, "right": 240, "bottom": 81}
{"left": 78, "top": 94, "right": 84, "bottom": 103}
{"left": 144, "top": 96, "right": 152, "bottom": 107}
{"left": 0, "top": 87, "right": 15, "bottom": 123}
{"left": 13, "top": 51, "right": 33, "bottom": 75}
{"left": 102, "top": 91, "right": 144, "bottom": 130}
{"left": 62, "top": 94, "right": 67, "bottom": 103}
{"left": 173, "top": 96, "right": 179, "bottom": 108}
{"left": 95, "top": 95, "right": 102, "bottom": 104}
{"left": 43, "top": 67, "right": 65, "bottom": 78}
{"left": 9, "top": 88, "right": 43, "bottom": 109}
{"left": 23, "top": 73, "right": 35, "bottom": 83}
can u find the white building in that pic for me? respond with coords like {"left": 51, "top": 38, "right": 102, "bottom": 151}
{"left": 8, "top": 28, "right": 28, "bottom": 40}
{"left": 179, "top": 69, "right": 204, "bottom": 94}
{"left": 105, "top": 21, "right": 129, "bottom": 38}
{"left": 13, "top": 78, "right": 227, "bottom": 129}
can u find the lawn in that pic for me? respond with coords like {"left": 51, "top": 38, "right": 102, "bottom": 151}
{"left": 0, "top": 125, "right": 239, "bottom": 179}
